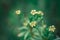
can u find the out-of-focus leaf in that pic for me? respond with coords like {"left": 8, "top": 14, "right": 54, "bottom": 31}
{"left": 24, "top": 30, "right": 30, "bottom": 40}
{"left": 17, "top": 32, "right": 25, "bottom": 37}
{"left": 30, "top": 37, "right": 35, "bottom": 40}
{"left": 18, "top": 27, "right": 28, "bottom": 30}
{"left": 33, "top": 36, "right": 43, "bottom": 40}
{"left": 32, "top": 28, "right": 40, "bottom": 36}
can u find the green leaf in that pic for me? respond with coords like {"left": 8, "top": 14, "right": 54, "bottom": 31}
{"left": 24, "top": 30, "right": 30, "bottom": 40}
{"left": 30, "top": 37, "right": 35, "bottom": 40}
{"left": 17, "top": 32, "right": 25, "bottom": 37}
{"left": 18, "top": 27, "right": 28, "bottom": 31}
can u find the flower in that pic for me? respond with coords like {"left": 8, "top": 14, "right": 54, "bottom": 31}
{"left": 23, "top": 22, "right": 28, "bottom": 26}
{"left": 31, "top": 10, "right": 44, "bottom": 16}
{"left": 49, "top": 25, "right": 56, "bottom": 32}
{"left": 16, "top": 10, "right": 21, "bottom": 14}
{"left": 37, "top": 11, "right": 44, "bottom": 15}
{"left": 29, "top": 21, "right": 37, "bottom": 27}
{"left": 31, "top": 10, "right": 37, "bottom": 15}
{"left": 23, "top": 18, "right": 29, "bottom": 27}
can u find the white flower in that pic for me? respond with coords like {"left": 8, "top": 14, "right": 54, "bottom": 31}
{"left": 16, "top": 10, "right": 21, "bottom": 14}
{"left": 29, "top": 21, "right": 37, "bottom": 27}
{"left": 49, "top": 25, "right": 56, "bottom": 32}
{"left": 31, "top": 10, "right": 37, "bottom": 15}
{"left": 37, "top": 11, "right": 44, "bottom": 15}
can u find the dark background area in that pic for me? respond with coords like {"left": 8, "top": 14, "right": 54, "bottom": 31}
{"left": 0, "top": 0, "right": 60, "bottom": 40}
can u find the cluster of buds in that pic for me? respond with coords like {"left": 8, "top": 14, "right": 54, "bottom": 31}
{"left": 23, "top": 22, "right": 28, "bottom": 27}
{"left": 31, "top": 10, "right": 44, "bottom": 15}
{"left": 23, "top": 18, "right": 30, "bottom": 26}
{"left": 49, "top": 25, "right": 56, "bottom": 32}
{"left": 23, "top": 20, "right": 37, "bottom": 27}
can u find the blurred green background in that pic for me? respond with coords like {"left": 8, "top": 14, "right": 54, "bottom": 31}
{"left": 0, "top": 0, "right": 60, "bottom": 40}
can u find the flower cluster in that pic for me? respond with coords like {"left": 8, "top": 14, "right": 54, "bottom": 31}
{"left": 31, "top": 10, "right": 44, "bottom": 15}
{"left": 49, "top": 25, "right": 56, "bottom": 32}
{"left": 23, "top": 20, "right": 37, "bottom": 27}
{"left": 14, "top": 9, "right": 56, "bottom": 40}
